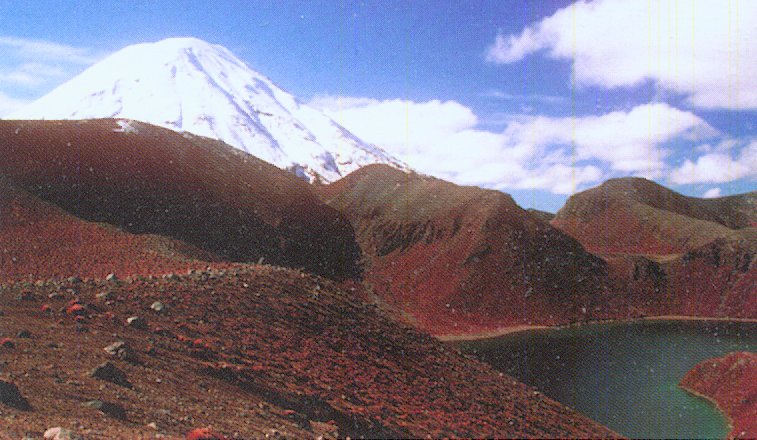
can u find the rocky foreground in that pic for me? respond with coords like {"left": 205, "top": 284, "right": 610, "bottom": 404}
{"left": 680, "top": 352, "right": 757, "bottom": 439}
{"left": 0, "top": 266, "right": 616, "bottom": 438}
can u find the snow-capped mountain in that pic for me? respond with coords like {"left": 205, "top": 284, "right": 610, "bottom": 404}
{"left": 9, "top": 37, "right": 405, "bottom": 182}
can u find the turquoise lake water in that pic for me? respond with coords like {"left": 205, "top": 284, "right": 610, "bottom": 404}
{"left": 456, "top": 320, "right": 757, "bottom": 439}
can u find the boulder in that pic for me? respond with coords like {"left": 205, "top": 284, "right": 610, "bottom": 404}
{"left": 0, "top": 379, "right": 32, "bottom": 410}
{"left": 90, "top": 361, "right": 133, "bottom": 388}
{"left": 104, "top": 341, "right": 138, "bottom": 363}
{"left": 44, "top": 427, "right": 83, "bottom": 440}
{"left": 82, "top": 399, "right": 127, "bottom": 419}
{"left": 126, "top": 316, "right": 148, "bottom": 330}
{"left": 151, "top": 301, "right": 168, "bottom": 314}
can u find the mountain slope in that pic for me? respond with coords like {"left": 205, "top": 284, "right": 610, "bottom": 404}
{"left": 319, "top": 164, "right": 608, "bottom": 336}
{"left": 551, "top": 177, "right": 757, "bottom": 320}
{"left": 0, "top": 266, "right": 617, "bottom": 438}
{"left": 0, "top": 175, "right": 219, "bottom": 282}
{"left": 552, "top": 177, "right": 757, "bottom": 255}
{"left": 0, "top": 118, "right": 361, "bottom": 280}
{"left": 8, "top": 37, "right": 405, "bottom": 182}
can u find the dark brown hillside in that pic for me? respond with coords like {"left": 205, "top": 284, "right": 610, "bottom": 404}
{"left": 552, "top": 177, "right": 756, "bottom": 255}
{"left": 594, "top": 229, "right": 756, "bottom": 320}
{"left": 0, "top": 119, "right": 361, "bottom": 280}
{"left": 0, "top": 266, "right": 616, "bottom": 438}
{"left": 527, "top": 208, "right": 556, "bottom": 222}
{"left": 0, "top": 176, "right": 221, "bottom": 282}
{"left": 320, "top": 164, "right": 608, "bottom": 336}
{"left": 551, "top": 177, "right": 756, "bottom": 321}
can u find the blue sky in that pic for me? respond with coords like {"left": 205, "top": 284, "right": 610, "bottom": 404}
{"left": 1, "top": 0, "right": 755, "bottom": 212}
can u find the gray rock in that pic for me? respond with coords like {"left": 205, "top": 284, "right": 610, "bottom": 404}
{"left": 96, "top": 290, "right": 114, "bottom": 301}
{"left": 82, "top": 399, "right": 127, "bottom": 419}
{"left": 0, "top": 379, "right": 32, "bottom": 410}
{"left": 150, "top": 301, "right": 167, "bottom": 314}
{"left": 126, "top": 316, "right": 147, "bottom": 330}
{"left": 44, "top": 427, "right": 84, "bottom": 440}
{"left": 104, "top": 341, "right": 138, "bottom": 363}
{"left": 89, "top": 361, "right": 132, "bottom": 388}
{"left": 48, "top": 291, "right": 65, "bottom": 300}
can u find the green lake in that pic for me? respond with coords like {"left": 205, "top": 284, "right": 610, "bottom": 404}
{"left": 456, "top": 320, "right": 757, "bottom": 439}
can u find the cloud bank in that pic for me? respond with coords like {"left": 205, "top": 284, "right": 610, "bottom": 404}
{"left": 670, "top": 139, "right": 757, "bottom": 184}
{"left": 486, "top": 0, "right": 757, "bottom": 109}
{"left": 311, "top": 96, "right": 717, "bottom": 194}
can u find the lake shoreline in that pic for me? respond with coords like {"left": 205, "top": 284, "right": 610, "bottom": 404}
{"left": 437, "top": 315, "right": 757, "bottom": 342}
{"left": 678, "top": 383, "right": 734, "bottom": 437}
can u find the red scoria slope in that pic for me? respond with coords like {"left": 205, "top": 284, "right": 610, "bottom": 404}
{"left": 552, "top": 177, "right": 756, "bottom": 255}
{"left": 550, "top": 178, "right": 756, "bottom": 320}
{"left": 680, "top": 352, "right": 757, "bottom": 438}
{"left": 0, "top": 176, "right": 222, "bottom": 282}
{"left": 0, "top": 119, "right": 361, "bottom": 280}
{"left": 0, "top": 266, "right": 616, "bottom": 438}
{"left": 319, "top": 164, "right": 608, "bottom": 336}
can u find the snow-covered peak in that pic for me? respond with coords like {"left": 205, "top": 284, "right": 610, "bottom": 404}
{"left": 9, "top": 37, "right": 406, "bottom": 182}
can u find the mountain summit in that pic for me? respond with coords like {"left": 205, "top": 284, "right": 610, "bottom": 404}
{"left": 9, "top": 37, "right": 404, "bottom": 182}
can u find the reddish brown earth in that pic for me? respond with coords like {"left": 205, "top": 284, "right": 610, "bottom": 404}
{"left": 0, "top": 176, "right": 224, "bottom": 282}
{"left": 0, "top": 266, "right": 616, "bottom": 439}
{"left": 551, "top": 178, "right": 756, "bottom": 320}
{"left": 552, "top": 177, "right": 756, "bottom": 255}
{"left": 0, "top": 119, "right": 361, "bottom": 280}
{"left": 319, "top": 164, "right": 609, "bottom": 336}
{"left": 321, "top": 168, "right": 757, "bottom": 334}
{"left": 680, "top": 352, "right": 757, "bottom": 438}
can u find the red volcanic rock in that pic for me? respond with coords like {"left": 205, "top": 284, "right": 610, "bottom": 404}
{"left": 552, "top": 177, "right": 756, "bottom": 255}
{"left": 680, "top": 352, "right": 757, "bottom": 438}
{"left": 320, "top": 164, "right": 608, "bottom": 336}
{"left": 65, "top": 304, "right": 86, "bottom": 316}
{"left": 0, "top": 119, "right": 361, "bottom": 280}
{"left": 186, "top": 428, "right": 227, "bottom": 440}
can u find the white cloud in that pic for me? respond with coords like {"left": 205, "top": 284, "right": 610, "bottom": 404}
{"left": 669, "top": 140, "right": 757, "bottom": 184}
{"left": 483, "top": 90, "right": 565, "bottom": 104}
{"left": 0, "top": 36, "right": 99, "bottom": 65}
{"left": 310, "top": 96, "right": 478, "bottom": 153}
{"left": 702, "top": 188, "right": 722, "bottom": 198}
{"left": 487, "top": 0, "right": 757, "bottom": 109}
{"left": 503, "top": 103, "right": 716, "bottom": 176}
{"left": 0, "top": 63, "right": 67, "bottom": 87}
{"left": 311, "top": 96, "right": 715, "bottom": 194}
{"left": 0, "top": 37, "right": 100, "bottom": 117}
{"left": 0, "top": 91, "right": 30, "bottom": 117}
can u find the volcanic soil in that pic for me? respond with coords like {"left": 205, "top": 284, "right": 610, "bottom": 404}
{"left": 0, "top": 266, "right": 616, "bottom": 439}
{"left": 0, "top": 119, "right": 361, "bottom": 281}
{"left": 552, "top": 178, "right": 757, "bottom": 320}
{"left": 552, "top": 177, "right": 756, "bottom": 255}
{"left": 321, "top": 167, "right": 757, "bottom": 335}
{"left": 0, "top": 175, "right": 223, "bottom": 282}
{"left": 680, "top": 351, "right": 757, "bottom": 438}
{"left": 319, "top": 164, "right": 609, "bottom": 336}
